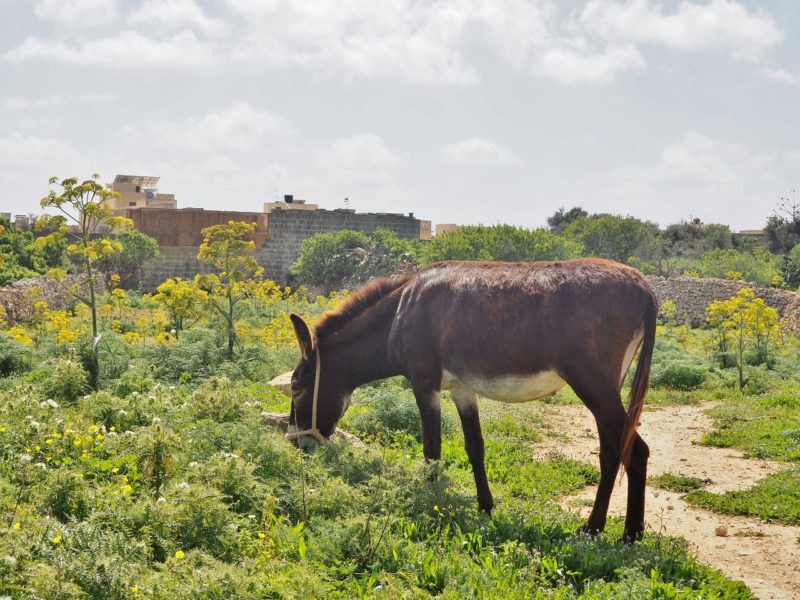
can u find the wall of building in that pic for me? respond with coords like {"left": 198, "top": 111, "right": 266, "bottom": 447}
{"left": 132, "top": 207, "right": 423, "bottom": 290}
{"left": 124, "top": 208, "right": 268, "bottom": 248}
{"left": 257, "top": 208, "right": 422, "bottom": 280}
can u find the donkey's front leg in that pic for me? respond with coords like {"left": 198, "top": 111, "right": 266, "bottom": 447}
{"left": 412, "top": 384, "right": 441, "bottom": 462}
{"left": 452, "top": 388, "right": 493, "bottom": 514}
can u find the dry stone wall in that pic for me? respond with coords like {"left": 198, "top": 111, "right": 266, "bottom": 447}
{"left": 0, "top": 274, "right": 106, "bottom": 326}
{"left": 646, "top": 276, "right": 797, "bottom": 327}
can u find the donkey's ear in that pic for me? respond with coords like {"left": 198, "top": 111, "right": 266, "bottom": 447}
{"left": 290, "top": 313, "right": 314, "bottom": 360}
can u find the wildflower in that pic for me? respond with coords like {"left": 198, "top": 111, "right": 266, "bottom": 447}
{"left": 174, "top": 550, "right": 184, "bottom": 559}
{"left": 176, "top": 482, "right": 189, "bottom": 490}
{"left": 73, "top": 439, "right": 82, "bottom": 447}
{"left": 188, "top": 461, "right": 199, "bottom": 468}
{"left": 12, "top": 522, "right": 21, "bottom": 530}
{"left": 258, "top": 532, "right": 266, "bottom": 539}
{"left": 3, "top": 556, "right": 16, "bottom": 566}
{"left": 52, "top": 535, "right": 61, "bottom": 545}
{"left": 130, "top": 586, "right": 139, "bottom": 594}
{"left": 19, "top": 454, "right": 32, "bottom": 463}
{"left": 40, "top": 399, "right": 59, "bottom": 408}
{"left": 157, "top": 497, "right": 166, "bottom": 503}
{"left": 152, "top": 417, "right": 161, "bottom": 424}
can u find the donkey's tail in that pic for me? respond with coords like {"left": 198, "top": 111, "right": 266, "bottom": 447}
{"left": 620, "top": 290, "right": 658, "bottom": 473}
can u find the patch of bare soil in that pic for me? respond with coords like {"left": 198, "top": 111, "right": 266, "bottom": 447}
{"left": 535, "top": 402, "right": 800, "bottom": 600}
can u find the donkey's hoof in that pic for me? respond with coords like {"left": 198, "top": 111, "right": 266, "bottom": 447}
{"left": 478, "top": 497, "right": 494, "bottom": 516}
{"left": 576, "top": 523, "right": 601, "bottom": 537}
{"left": 620, "top": 529, "right": 644, "bottom": 544}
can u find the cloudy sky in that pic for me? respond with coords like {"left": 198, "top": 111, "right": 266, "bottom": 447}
{"left": 1, "top": 0, "right": 798, "bottom": 232}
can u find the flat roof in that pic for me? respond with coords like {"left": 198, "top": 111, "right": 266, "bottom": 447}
{"left": 114, "top": 175, "right": 160, "bottom": 187}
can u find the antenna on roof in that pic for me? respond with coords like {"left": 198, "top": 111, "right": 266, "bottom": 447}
{"left": 344, "top": 196, "right": 349, "bottom": 210}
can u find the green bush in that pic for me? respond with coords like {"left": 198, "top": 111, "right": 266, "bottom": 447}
{"left": 43, "top": 358, "right": 88, "bottom": 403}
{"left": 0, "top": 333, "right": 28, "bottom": 376}
{"left": 144, "top": 327, "right": 223, "bottom": 381}
{"left": 346, "top": 384, "right": 456, "bottom": 442}
{"left": 41, "top": 470, "right": 91, "bottom": 522}
{"left": 189, "top": 376, "right": 245, "bottom": 422}
{"left": 651, "top": 362, "right": 708, "bottom": 390}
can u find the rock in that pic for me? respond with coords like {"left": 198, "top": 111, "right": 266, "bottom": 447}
{"left": 269, "top": 371, "right": 293, "bottom": 396}
{"left": 715, "top": 526, "right": 728, "bottom": 537}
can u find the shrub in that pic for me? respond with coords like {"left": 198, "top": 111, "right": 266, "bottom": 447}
{"left": 43, "top": 358, "right": 88, "bottom": 403}
{"left": 0, "top": 333, "right": 28, "bottom": 376}
{"left": 41, "top": 470, "right": 91, "bottom": 522}
{"left": 346, "top": 384, "right": 455, "bottom": 442}
{"left": 144, "top": 327, "right": 223, "bottom": 381}
{"left": 651, "top": 362, "right": 708, "bottom": 390}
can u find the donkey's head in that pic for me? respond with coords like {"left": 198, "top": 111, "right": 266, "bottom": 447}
{"left": 286, "top": 313, "right": 352, "bottom": 451}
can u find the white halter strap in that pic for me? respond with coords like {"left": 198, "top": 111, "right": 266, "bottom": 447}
{"left": 285, "top": 348, "right": 327, "bottom": 444}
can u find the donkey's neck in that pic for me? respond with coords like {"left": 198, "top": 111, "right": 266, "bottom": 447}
{"left": 317, "top": 290, "right": 402, "bottom": 388}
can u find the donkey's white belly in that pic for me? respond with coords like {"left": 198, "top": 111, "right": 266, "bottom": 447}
{"left": 441, "top": 369, "right": 566, "bottom": 403}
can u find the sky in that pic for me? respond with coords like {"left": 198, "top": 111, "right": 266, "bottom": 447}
{"left": 1, "top": 0, "right": 799, "bottom": 233}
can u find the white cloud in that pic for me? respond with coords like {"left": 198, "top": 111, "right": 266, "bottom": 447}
{"left": 121, "top": 102, "right": 293, "bottom": 153}
{"left": 3, "top": 0, "right": 787, "bottom": 85}
{"left": 538, "top": 43, "right": 644, "bottom": 84}
{"left": 441, "top": 137, "right": 519, "bottom": 166}
{"left": 578, "top": 0, "right": 782, "bottom": 61}
{"left": 4, "top": 30, "right": 219, "bottom": 68}
{"left": 4, "top": 92, "right": 114, "bottom": 111}
{"left": 0, "top": 132, "right": 78, "bottom": 170}
{"left": 128, "top": 0, "right": 228, "bottom": 37}
{"left": 761, "top": 67, "right": 800, "bottom": 87}
{"left": 317, "top": 134, "right": 404, "bottom": 186}
{"left": 34, "top": 0, "right": 118, "bottom": 28}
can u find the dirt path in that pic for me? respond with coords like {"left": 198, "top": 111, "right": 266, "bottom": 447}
{"left": 535, "top": 402, "right": 800, "bottom": 600}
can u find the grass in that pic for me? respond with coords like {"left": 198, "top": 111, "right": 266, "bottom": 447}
{"left": 0, "top": 371, "right": 756, "bottom": 598}
{"left": 685, "top": 468, "right": 800, "bottom": 525}
{"left": 650, "top": 473, "right": 713, "bottom": 493}
{"left": 701, "top": 384, "right": 800, "bottom": 462}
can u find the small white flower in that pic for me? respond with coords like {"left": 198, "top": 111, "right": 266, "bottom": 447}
{"left": 124, "top": 430, "right": 135, "bottom": 435}
{"left": 118, "top": 409, "right": 128, "bottom": 416}
{"left": 28, "top": 421, "right": 40, "bottom": 430}
{"left": 219, "top": 451, "right": 239, "bottom": 459}
{"left": 157, "top": 496, "right": 167, "bottom": 503}
{"left": 2, "top": 555, "right": 17, "bottom": 566}
{"left": 40, "top": 399, "right": 59, "bottom": 408}
{"left": 34, "top": 462, "right": 47, "bottom": 469}
{"left": 188, "top": 461, "right": 199, "bottom": 468}
{"left": 169, "top": 385, "right": 176, "bottom": 391}
{"left": 19, "top": 454, "right": 32, "bottom": 463}
{"left": 248, "top": 514, "right": 256, "bottom": 520}
{"left": 107, "top": 431, "right": 118, "bottom": 437}
{"left": 176, "top": 482, "right": 189, "bottom": 490}
{"left": 151, "top": 417, "right": 161, "bottom": 424}
{"left": 131, "top": 392, "right": 139, "bottom": 397}
{"left": 244, "top": 401, "right": 251, "bottom": 407}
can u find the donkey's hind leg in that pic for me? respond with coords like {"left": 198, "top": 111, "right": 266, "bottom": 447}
{"left": 623, "top": 433, "right": 649, "bottom": 542}
{"left": 569, "top": 380, "right": 627, "bottom": 536}
{"left": 451, "top": 387, "right": 493, "bottom": 514}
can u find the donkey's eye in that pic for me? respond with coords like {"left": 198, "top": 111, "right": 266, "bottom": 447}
{"left": 291, "top": 378, "right": 300, "bottom": 391}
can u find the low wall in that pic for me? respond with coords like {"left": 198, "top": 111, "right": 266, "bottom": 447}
{"left": 646, "top": 276, "right": 797, "bottom": 327}
{"left": 137, "top": 246, "right": 215, "bottom": 292}
{"left": 0, "top": 274, "right": 107, "bottom": 326}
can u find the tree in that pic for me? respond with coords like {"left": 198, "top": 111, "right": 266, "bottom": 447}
{"left": 152, "top": 278, "right": 208, "bottom": 337}
{"left": 419, "top": 225, "right": 583, "bottom": 265}
{"left": 0, "top": 216, "right": 66, "bottom": 284}
{"left": 36, "top": 175, "right": 133, "bottom": 387}
{"left": 698, "top": 247, "right": 780, "bottom": 286}
{"left": 706, "top": 288, "right": 781, "bottom": 389}
{"left": 546, "top": 207, "right": 588, "bottom": 234}
{"left": 96, "top": 229, "right": 159, "bottom": 289}
{"left": 195, "top": 221, "right": 262, "bottom": 359}
{"left": 563, "top": 214, "right": 659, "bottom": 264}
{"left": 765, "top": 197, "right": 800, "bottom": 255}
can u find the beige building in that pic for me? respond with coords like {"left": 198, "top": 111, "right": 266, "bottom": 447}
{"left": 110, "top": 175, "right": 176, "bottom": 211}
{"left": 264, "top": 195, "right": 319, "bottom": 214}
{"left": 435, "top": 223, "right": 460, "bottom": 236}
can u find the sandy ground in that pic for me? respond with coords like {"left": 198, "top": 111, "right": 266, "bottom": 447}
{"left": 534, "top": 402, "right": 800, "bottom": 600}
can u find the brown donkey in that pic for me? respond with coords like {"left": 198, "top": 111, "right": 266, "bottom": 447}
{"left": 286, "top": 259, "right": 657, "bottom": 542}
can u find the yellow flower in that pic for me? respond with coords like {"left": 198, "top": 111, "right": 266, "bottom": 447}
{"left": 12, "top": 522, "right": 21, "bottom": 530}
{"left": 258, "top": 532, "right": 266, "bottom": 539}
{"left": 112, "top": 467, "right": 119, "bottom": 473}
{"left": 52, "top": 535, "right": 62, "bottom": 544}
{"left": 175, "top": 550, "right": 185, "bottom": 559}
{"left": 130, "top": 586, "right": 139, "bottom": 594}
{"left": 73, "top": 439, "right": 82, "bottom": 447}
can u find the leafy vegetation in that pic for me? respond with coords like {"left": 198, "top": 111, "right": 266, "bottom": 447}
{"left": 649, "top": 473, "right": 712, "bottom": 493}
{"left": 686, "top": 469, "right": 800, "bottom": 525}
{"left": 1, "top": 272, "right": 773, "bottom": 598}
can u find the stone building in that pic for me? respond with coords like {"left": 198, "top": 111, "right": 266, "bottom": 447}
{"left": 130, "top": 198, "right": 428, "bottom": 290}
{"left": 111, "top": 175, "right": 177, "bottom": 211}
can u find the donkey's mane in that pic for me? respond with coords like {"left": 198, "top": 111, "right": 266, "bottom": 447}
{"left": 315, "top": 276, "right": 411, "bottom": 344}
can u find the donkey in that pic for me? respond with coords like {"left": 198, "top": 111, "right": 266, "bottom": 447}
{"left": 286, "top": 259, "right": 657, "bottom": 542}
